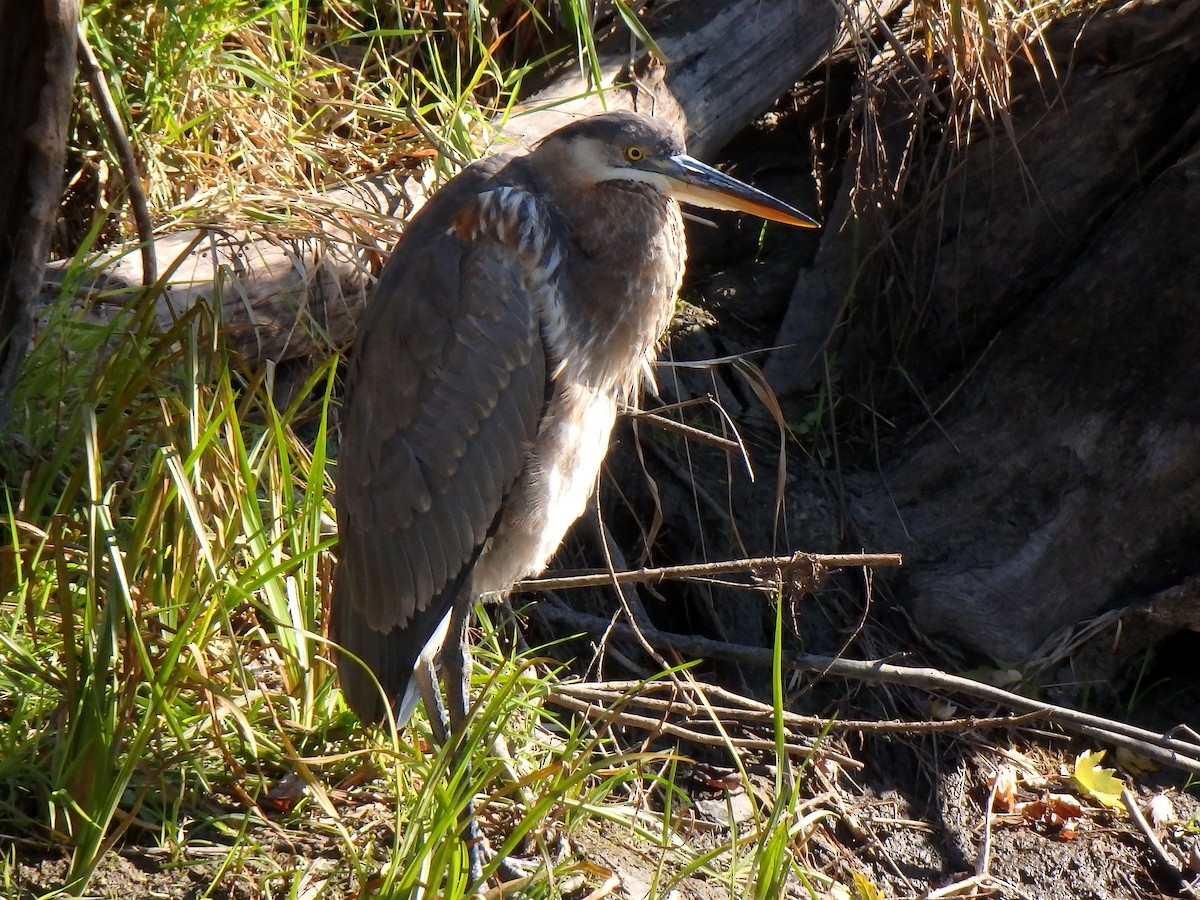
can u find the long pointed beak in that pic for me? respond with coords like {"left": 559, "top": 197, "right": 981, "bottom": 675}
{"left": 662, "top": 154, "right": 820, "bottom": 228}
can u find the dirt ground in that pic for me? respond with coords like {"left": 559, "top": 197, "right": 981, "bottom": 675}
{"left": 11, "top": 724, "right": 1198, "bottom": 899}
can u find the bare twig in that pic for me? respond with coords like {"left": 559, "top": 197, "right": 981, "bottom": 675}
{"left": 977, "top": 796, "right": 996, "bottom": 876}
{"left": 76, "top": 23, "right": 157, "bottom": 286}
{"left": 926, "top": 871, "right": 1033, "bottom": 900}
{"left": 515, "top": 551, "right": 903, "bottom": 594}
{"left": 621, "top": 406, "right": 742, "bottom": 454}
{"left": 530, "top": 606, "right": 1200, "bottom": 778}
{"left": 1122, "top": 787, "right": 1198, "bottom": 898}
{"left": 549, "top": 680, "right": 1048, "bottom": 735}
{"left": 546, "top": 691, "right": 862, "bottom": 768}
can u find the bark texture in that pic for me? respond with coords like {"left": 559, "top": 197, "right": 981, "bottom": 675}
{"left": 771, "top": 0, "right": 1200, "bottom": 663}
{"left": 0, "top": 0, "right": 80, "bottom": 423}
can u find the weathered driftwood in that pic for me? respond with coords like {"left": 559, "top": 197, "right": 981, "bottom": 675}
{"left": 502, "top": 0, "right": 870, "bottom": 159}
{"left": 42, "top": 0, "right": 904, "bottom": 367}
{"left": 43, "top": 178, "right": 418, "bottom": 365}
{"left": 854, "top": 133, "right": 1200, "bottom": 661}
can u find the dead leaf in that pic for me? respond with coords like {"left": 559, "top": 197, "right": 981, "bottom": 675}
{"left": 1073, "top": 749, "right": 1126, "bottom": 809}
{"left": 1144, "top": 793, "right": 1175, "bottom": 828}
{"left": 692, "top": 763, "right": 742, "bottom": 792}
{"left": 963, "top": 666, "right": 1024, "bottom": 690}
{"left": 1016, "top": 792, "right": 1083, "bottom": 834}
{"left": 1116, "top": 746, "right": 1159, "bottom": 776}
{"left": 991, "top": 765, "right": 1019, "bottom": 812}
{"left": 929, "top": 698, "right": 958, "bottom": 720}
{"left": 260, "top": 769, "right": 307, "bottom": 813}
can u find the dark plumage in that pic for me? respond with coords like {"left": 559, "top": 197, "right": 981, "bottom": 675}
{"left": 333, "top": 111, "right": 818, "bottom": 726}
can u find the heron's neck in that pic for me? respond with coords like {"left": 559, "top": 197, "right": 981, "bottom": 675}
{"left": 548, "top": 180, "right": 685, "bottom": 392}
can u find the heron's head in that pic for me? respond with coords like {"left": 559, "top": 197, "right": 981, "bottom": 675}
{"left": 532, "top": 111, "right": 819, "bottom": 229}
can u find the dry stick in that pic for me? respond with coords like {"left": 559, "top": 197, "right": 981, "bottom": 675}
{"left": 550, "top": 681, "right": 1049, "bottom": 735}
{"left": 530, "top": 607, "right": 1200, "bottom": 778}
{"left": 76, "top": 24, "right": 157, "bottom": 286}
{"left": 622, "top": 407, "right": 742, "bottom": 454}
{"left": 924, "top": 774, "right": 1016, "bottom": 900}
{"left": 515, "top": 551, "right": 903, "bottom": 594}
{"left": 547, "top": 692, "right": 862, "bottom": 769}
{"left": 978, "top": 777, "right": 996, "bottom": 877}
{"left": 1121, "top": 787, "right": 1197, "bottom": 898}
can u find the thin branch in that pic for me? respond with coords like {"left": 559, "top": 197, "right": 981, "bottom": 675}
{"left": 979, "top": 777, "right": 996, "bottom": 877}
{"left": 1122, "top": 787, "right": 1197, "bottom": 898}
{"left": 935, "top": 771, "right": 1038, "bottom": 900}
{"left": 76, "top": 23, "right": 156, "bottom": 286}
{"left": 515, "top": 551, "right": 903, "bottom": 594}
{"left": 621, "top": 406, "right": 742, "bottom": 454}
{"left": 530, "top": 606, "right": 1200, "bottom": 778}
{"left": 547, "top": 691, "right": 862, "bottom": 768}
{"left": 549, "top": 680, "right": 1049, "bottom": 735}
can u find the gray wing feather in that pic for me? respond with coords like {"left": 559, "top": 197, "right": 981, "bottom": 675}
{"left": 332, "top": 156, "right": 548, "bottom": 723}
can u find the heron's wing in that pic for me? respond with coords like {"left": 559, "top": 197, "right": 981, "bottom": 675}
{"left": 333, "top": 158, "right": 548, "bottom": 722}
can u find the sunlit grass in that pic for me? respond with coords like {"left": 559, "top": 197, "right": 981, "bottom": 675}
{"left": 0, "top": 278, "right": 841, "bottom": 896}
{"left": 74, "top": 0, "right": 576, "bottom": 237}
{"left": 0, "top": 284, "right": 605, "bottom": 895}
{"left": 1, "top": 280, "right": 342, "bottom": 891}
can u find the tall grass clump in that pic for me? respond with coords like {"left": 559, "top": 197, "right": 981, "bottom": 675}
{"left": 0, "top": 275, "right": 342, "bottom": 891}
{"left": 70, "top": 0, "right": 594, "bottom": 244}
{"left": 0, "top": 278, "right": 692, "bottom": 897}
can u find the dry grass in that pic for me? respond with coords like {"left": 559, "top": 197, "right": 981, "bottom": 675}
{"left": 70, "top": 0, "right": 569, "bottom": 248}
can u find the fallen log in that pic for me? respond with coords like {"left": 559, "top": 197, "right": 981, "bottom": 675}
{"left": 42, "top": 0, "right": 903, "bottom": 367}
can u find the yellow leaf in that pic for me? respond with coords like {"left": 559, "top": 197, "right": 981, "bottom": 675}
{"left": 1073, "top": 749, "right": 1126, "bottom": 809}
{"left": 851, "top": 870, "right": 883, "bottom": 899}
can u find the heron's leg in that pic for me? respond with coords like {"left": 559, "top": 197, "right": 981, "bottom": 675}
{"left": 443, "top": 599, "right": 485, "bottom": 885}
{"left": 444, "top": 599, "right": 472, "bottom": 733}
{"left": 415, "top": 657, "right": 448, "bottom": 745}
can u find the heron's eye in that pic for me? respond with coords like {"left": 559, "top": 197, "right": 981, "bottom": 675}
{"left": 625, "top": 146, "right": 645, "bottom": 162}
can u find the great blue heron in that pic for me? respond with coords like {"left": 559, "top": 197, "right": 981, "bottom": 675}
{"left": 332, "top": 111, "right": 817, "bottom": 732}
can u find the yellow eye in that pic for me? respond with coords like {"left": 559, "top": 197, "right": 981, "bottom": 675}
{"left": 625, "top": 146, "right": 645, "bottom": 162}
